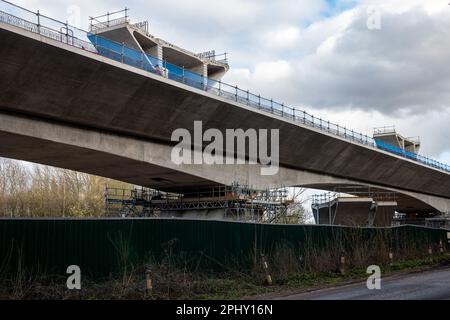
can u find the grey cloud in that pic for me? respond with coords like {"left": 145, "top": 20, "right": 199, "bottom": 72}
{"left": 289, "top": 6, "right": 450, "bottom": 115}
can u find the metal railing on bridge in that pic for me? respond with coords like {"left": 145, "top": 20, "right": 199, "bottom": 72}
{"left": 1, "top": 0, "right": 449, "bottom": 174}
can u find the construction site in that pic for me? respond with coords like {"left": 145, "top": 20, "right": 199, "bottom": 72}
{"left": 0, "top": 0, "right": 450, "bottom": 302}
{"left": 104, "top": 184, "right": 303, "bottom": 224}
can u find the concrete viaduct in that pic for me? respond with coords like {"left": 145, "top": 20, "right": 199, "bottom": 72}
{"left": 1, "top": 22, "right": 450, "bottom": 216}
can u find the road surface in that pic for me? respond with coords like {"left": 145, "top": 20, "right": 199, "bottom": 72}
{"left": 275, "top": 267, "right": 450, "bottom": 300}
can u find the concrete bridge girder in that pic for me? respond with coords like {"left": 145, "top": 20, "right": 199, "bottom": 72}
{"left": 1, "top": 23, "right": 450, "bottom": 203}
{"left": 0, "top": 112, "right": 448, "bottom": 215}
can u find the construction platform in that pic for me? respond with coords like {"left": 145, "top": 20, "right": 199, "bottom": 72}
{"left": 311, "top": 189, "right": 398, "bottom": 227}
{"left": 104, "top": 184, "right": 301, "bottom": 224}
{"left": 88, "top": 8, "right": 229, "bottom": 80}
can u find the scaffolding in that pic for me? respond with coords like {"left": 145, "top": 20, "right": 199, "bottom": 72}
{"left": 312, "top": 187, "right": 398, "bottom": 207}
{"left": 89, "top": 8, "right": 130, "bottom": 33}
{"left": 104, "top": 183, "right": 294, "bottom": 223}
{"left": 311, "top": 188, "right": 399, "bottom": 226}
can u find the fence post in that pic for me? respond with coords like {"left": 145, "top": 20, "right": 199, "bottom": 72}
{"left": 261, "top": 254, "right": 273, "bottom": 286}
{"left": 281, "top": 103, "right": 284, "bottom": 117}
{"left": 258, "top": 95, "right": 261, "bottom": 109}
{"left": 182, "top": 66, "right": 185, "bottom": 83}
{"left": 339, "top": 252, "right": 346, "bottom": 275}
{"left": 145, "top": 267, "right": 153, "bottom": 297}
{"left": 37, "top": 10, "right": 40, "bottom": 34}
{"left": 65, "top": 21, "right": 69, "bottom": 44}
{"left": 235, "top": 86, "right": 238, "bottom": 102}
{"left": 247, "top": 90, "right": 249, "bottom": 105}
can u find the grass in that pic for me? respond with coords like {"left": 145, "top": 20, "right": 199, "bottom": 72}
{"left": 175, "top": 254, "right": 450, "bottom": 300}
{"left": 0, "top": 228, "right": 448, "bottom": 300}
{"left": 1, "top": 254, "right": 448, "bottom": 300}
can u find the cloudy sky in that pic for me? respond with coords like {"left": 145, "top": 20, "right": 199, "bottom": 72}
{"left": 9, "top": 0, "right": 450, "bottom": 163}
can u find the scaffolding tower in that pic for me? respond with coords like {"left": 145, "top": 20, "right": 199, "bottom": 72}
{"left": 104, "top": 183, "right": 295, "bottom": 223}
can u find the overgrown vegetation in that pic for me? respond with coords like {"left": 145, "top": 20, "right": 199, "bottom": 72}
{"left": 0, "top": 159, "right": 130, "bottom": 217}
{"left": 0, "top": 229, "right": 447, "bottom": 300}
{"left": 0, "top": 160, "right": 447, "bottom": 299}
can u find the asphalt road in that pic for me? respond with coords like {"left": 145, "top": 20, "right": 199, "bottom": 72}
{"left": 275, "top": 267, "right": 450, "bottom": 300}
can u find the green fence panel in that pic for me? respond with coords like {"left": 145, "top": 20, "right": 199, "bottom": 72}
{"left": 0, "top": 219, "right": 447, "bottom": 279}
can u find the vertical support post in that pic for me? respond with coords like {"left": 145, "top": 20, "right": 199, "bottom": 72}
{"left": 235, "top": 86, "right": 238, "bottom": 102}
{"left": 328, "top": 200, "right": 332, "bottom": 224}
{"left": 37, "top": 10, "right": 40, "bottom": 34}
{"left": 145, "top": 266, "right": 152, "bottom": 297}
{"left": 65, "top": 21, "right": 69, "bottom": 44}
{"left": 182, "top": 66, "right": 185, "bottom": 83}
{"left": 261, "top": 254, "right": 272, "bottom": 286}
{"left": 339, "top": 252, "right": 346, "bottom": 275}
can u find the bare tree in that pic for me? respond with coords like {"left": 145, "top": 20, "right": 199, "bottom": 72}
{"left": 0, "top": 158, "right": 132, "bottom": 217}
{"left": 285, "top": 187, "right": 310, "bottom": 224}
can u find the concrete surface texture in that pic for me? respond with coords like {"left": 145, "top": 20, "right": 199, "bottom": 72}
{"left": 1, "top": 23, "right": 450, "bottom": 215}
{"left": 313, "top": 198, "right": 374, "bottom": 226}
{"left": 313, "top": 197, "right": 397, "bottom": 227}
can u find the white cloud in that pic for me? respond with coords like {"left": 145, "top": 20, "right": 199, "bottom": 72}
{"left": 222, "top": 1, "right": 450, "bottom": 159}
{"left": 263, "top": 26, "right": 301, "bottom": 49}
